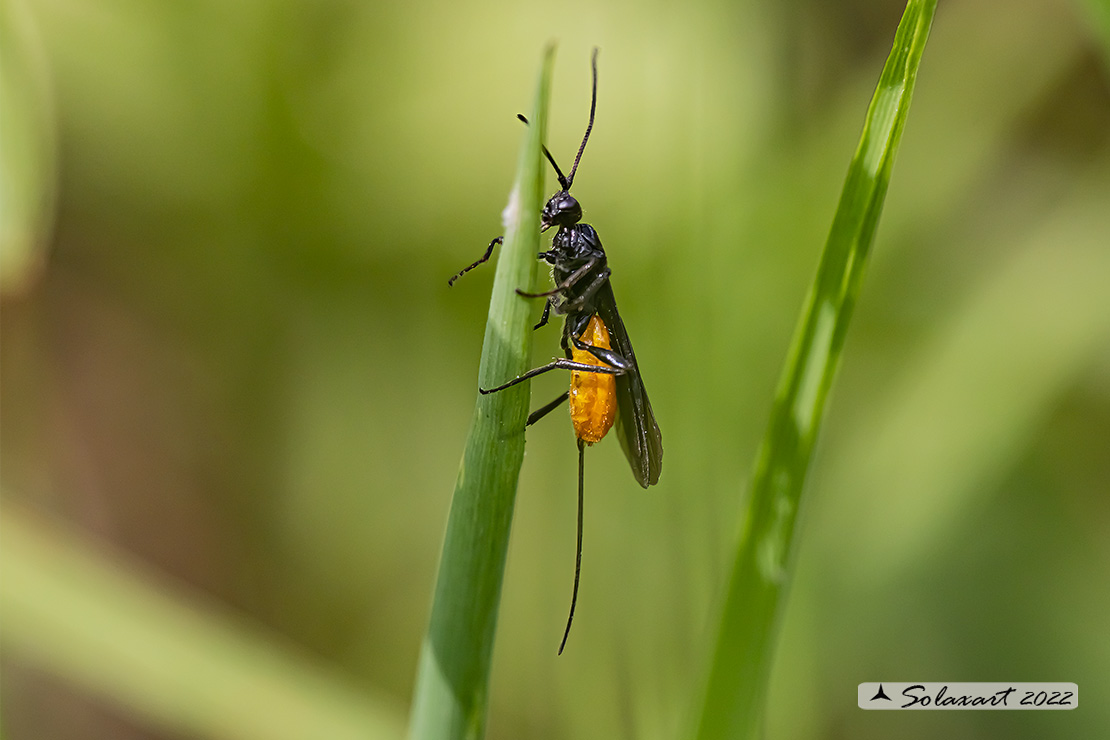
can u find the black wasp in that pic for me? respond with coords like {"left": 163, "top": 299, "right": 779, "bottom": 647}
{"left": 449, "top": 49, "right": 662, "bottom": 653}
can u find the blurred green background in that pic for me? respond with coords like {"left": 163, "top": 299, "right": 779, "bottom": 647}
{"left": 2, "top": 0, "right": 1108, "bottom": 739}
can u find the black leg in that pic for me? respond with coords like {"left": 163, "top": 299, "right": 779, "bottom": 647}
{"left": 570, "top": 332, "right": 632, "bottom": 371}
{"left": 516, "top": 255, "right": 600, "bottom": 298}
{"left": 448, "top": 236, "right": 502, "bottom": 286}
{"left": 566, "top": 312, "right": 632, "bottom": 370}
{"left": 479, "top": 358, "right": 623, "bottom": 394}
{"left": 517, "top": 286, "right": 562, "bottom": 299}
{"left": 527, "top": 392, "right": 569, "bottom": 426}
{"left": 560, "top": 267, "right": 611, "bottom": 313}
{"left": 534, "top": 298, "right": 554, "bottom": 330}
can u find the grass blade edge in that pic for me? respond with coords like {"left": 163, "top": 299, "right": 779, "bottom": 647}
{"left": 689, "top": 4, "right": 938, "bottom": 739}
{"left": 407, "top": 44, "right": 557, "bottom": 740}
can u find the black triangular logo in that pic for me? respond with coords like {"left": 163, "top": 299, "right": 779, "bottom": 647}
{"left": 871, "top": 684, "right": 892, "bottom": 701}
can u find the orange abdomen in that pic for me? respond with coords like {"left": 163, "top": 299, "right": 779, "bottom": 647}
{"left": 570, "top": 315, "right": 618, "bottom": 444}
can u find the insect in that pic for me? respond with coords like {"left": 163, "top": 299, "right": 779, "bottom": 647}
{"left": 449, "top": 49, "right": 662, "bottom": 654}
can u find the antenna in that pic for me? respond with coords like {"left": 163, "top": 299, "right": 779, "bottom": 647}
{"left": 517, "top": 114, "right": 569, "bottom": 190}
{"left": 565, "top": 48, "right": 598, "bottom": 189}
{"left": 517, "top": 48, "right": 599, "bottom": 193}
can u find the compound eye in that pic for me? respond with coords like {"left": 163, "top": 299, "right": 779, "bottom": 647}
{"left": 558, "top": 196, "right": 581, "bottom": 223}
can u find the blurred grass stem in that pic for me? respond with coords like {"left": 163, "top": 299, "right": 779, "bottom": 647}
{"left": 690, "top": 2, "right": 937, "bottom": 739}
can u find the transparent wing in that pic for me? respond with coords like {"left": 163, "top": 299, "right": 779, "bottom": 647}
{"left": 595, "top": 283, "right": 662, "bottom": 487}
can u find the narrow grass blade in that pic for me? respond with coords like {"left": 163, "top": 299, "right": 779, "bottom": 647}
{"left": 407, "top": 46, "right": 555, "bottom": 740}
{"left": 690, "top": 3, "right": 937, "bottom": 739}
{"left": 0, "top": 501, "right": 405, "bottom": 740}
{"left": 1079, "top": 0, "right": 1110, "bottom": 65}
{"left": 0, "top": 0, "right": 55, "bottom": 296}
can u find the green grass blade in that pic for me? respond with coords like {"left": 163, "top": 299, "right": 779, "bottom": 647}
{"left": 1078, "top": 0, "right": 1110, "bottom": 65}
{"left": 407, "top": 45, "right": 555, "bottom": 740}
{"left": 0, "top": 0, "right": 55, "bottom": 296}
{"left": 690, "top": 3, "right": 937, "bottom": 739}
{"left": 0, "top": 501, "right": 405, "bottom": 740}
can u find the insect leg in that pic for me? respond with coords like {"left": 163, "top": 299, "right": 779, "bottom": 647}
{"left": 560, "top": 267, "right": 612, "bottom": 313}
{"left": 517, "top": 285, "right": 564, "bottom": 299}
{"left": 565, "top": 311, "right": 632, "bottom": 371}
{"left": 527, "top": 391, "right": 569, "bottom": 426}
{"left": 533, "top": 297, "right": 554, "bottom": 330}
{"left": 523, "top": 325, "right": 573, "bottom": 422}
{"left": 479, "top": 359, "right": 622, "bottom": 394}
{"left": 516, "top": 255, "right": 600, "bottom": 298}
{"left": 571, "top": 334, "right": 633, "bottom": 371}
{"left": 448, "top": 236, "right": 503, "bottom": 286}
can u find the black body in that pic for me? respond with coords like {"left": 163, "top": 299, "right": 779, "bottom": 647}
{"left": 447, "top": 48, "right": 661, "bottom": 653}
{"left": 535, "top": 221, "right": 662, "bottom": 487}
{"left": 447, "top": 50, "right": 662, "bottom": 487}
